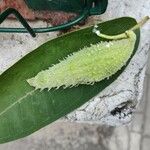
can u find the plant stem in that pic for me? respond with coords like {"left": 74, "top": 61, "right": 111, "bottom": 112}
{"left": 130, "top": 16, "right": 149, "bottom": 31}
{"left": 97, "top": 32, "right": 126, "bottom": 40}
{"left": 95, "top": 16, "right": 149, "bottom": 40}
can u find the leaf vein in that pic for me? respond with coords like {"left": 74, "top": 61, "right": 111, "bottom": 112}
{"left": 0, "top": 90, "right": 36, "bottom": 117}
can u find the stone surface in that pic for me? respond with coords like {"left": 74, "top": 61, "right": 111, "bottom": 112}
{"left": 145, "top": 49, "right": 150, "bottom": 75}
{"left": 0, "top": 122, "right": 115, "bottom": 150}
{"left": 131, "top": 113, "right": 143, "bottom": 133}
{"left": 142, "top": 138, "right": 150, "bottom": 150}
{"left": 144, "top": 77, "right": 150, "bottom": 136}
{"left": 130, "top": 133, "right": 141, "bottom": 150}
{"left": 0, "top": 123, "right": 132, "bottom": 150}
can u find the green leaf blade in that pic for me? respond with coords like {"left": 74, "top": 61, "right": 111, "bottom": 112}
{"left": 0, "top": 17, "right": 140, "bottom": 143}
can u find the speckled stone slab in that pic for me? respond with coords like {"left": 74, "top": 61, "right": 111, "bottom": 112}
{"left": 0, "top": 0, "right": 149, "bottom": 126}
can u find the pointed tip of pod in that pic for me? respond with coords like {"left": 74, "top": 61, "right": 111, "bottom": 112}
{"left": 27, "top": 78, "right": 39, "bottom": 89}
{"left": 27, "top": 78, "right": 33, "bottom": 86}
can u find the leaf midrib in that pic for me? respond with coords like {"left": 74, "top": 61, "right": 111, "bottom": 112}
{"left": 0, "top": 90, "right": 36, "bottom": 117}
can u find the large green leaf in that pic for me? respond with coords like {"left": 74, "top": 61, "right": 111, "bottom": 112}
{"left": 0, "top": 17, "right": 140, "bottom": 143}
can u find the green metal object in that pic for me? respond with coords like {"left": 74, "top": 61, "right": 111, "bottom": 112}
{"left": 0, "top": 0, "right": 108, "bottom": 37}
{"left": 25, "top": 0, "right": 86, "bottom": 12}
{"left": 26, "top": 0, "right": 108, "bottom": 15}
{"left": 0, "top": 8, "right": 36, "bottom": 37}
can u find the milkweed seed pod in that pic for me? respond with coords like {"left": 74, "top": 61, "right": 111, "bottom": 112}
{"left": 27, "top": 16, "right": 149, "bottom": 91}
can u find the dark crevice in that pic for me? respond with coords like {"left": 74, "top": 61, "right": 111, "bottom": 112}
{"left": 110, "top": 101, "right": 136, "bottom": 119}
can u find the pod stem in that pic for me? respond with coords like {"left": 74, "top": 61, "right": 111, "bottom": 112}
{"left": 93, "top": 16, "right": 149, "bottom": 40}
{"left": 130, "top": 16, "right": 149, "bottom": 31}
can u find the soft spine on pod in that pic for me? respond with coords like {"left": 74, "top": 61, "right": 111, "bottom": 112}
{"left": 27, "top": 16, "right": 149, "bottom": 91}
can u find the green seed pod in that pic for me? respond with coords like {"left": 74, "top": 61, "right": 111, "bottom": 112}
{"left": 27, "top": 31, "right": 136, "bottom": 90}
{"left": 27, "top": 16, "right": 149, "bottom": 91}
